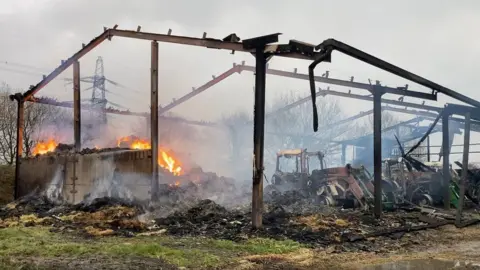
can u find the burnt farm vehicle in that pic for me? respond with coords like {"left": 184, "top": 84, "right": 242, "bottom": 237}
{"left": 264, "top": 148, "right": 396, "bottom": 209}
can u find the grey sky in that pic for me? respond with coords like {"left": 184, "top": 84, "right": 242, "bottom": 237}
{"left": 1, "top": 0, "right": 480, "bottom": 161}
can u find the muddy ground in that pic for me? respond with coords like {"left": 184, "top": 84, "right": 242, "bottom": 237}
{"left": 1, "top": 225, "right": 480, "bottom": 269}
{"left": 2, "top": 191, "right": 480, "bottom": 269}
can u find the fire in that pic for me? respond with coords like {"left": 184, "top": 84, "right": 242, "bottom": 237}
{"left": 116, "top": 135, "right": 183, "bottom": 176}
{"left": 169, "top": 181, "right": 180, "bottom": 187}
{"left": 32, "top": 139, "right": 58, "bottom": 155}
{"left": 159, "top": 151, "right": 182, "bottom": 176}
{"left": 117, "top": 136, "right": 151, "bottom": 150}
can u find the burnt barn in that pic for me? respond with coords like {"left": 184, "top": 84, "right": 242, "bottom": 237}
{"left": 9, "top": 26, "right": 480, "bottom": 229}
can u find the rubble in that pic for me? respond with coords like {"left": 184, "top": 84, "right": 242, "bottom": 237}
{"left": 2, "top": 171, "right": 480, "bottom": 254}
{"left": 0, "top": 195, "right": 146, "bottom": 237}
{"left": 153, "top": 192, "right": 471, "bottom": 252}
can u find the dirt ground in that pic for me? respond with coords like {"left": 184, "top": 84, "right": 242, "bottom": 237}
{"left": 1, "top": 224, "right": 480, "bottom": 269}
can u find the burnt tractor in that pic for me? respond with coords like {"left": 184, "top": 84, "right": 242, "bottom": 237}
{"left": 267, "top": 148, "right": 325, "bottom": 194}
{"left": 265, "top": 148, "right": 395, "bottom": 208}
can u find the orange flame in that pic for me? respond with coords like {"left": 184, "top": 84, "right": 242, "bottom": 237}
{"left": 169, "top": 181, "right": 180, "bottom": 187}
{"left": 117, "top": 136, "right": 151, "bottom": 150}
{"left": 116, "top": 136, "right": 183, "bottom": 176}
{"left": 159, "top": 151, "right": 182, "bottom": 176}
{"left": 32, "top": 139, "right": 58, "bottom": 155}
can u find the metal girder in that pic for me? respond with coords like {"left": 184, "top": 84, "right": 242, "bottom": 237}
{"left": 111, "top": 29, "right": 318, "bottom": 60}
{"left": 317, "top": 89, "right": 480, "bottom": 129}
{"left": 267, "top": 108, "right": 376, "bottom": 138}
{"left": 318, "top": 89, "right": 441, "bottom": 112}
{"left": 442, "top": 112, "right": 451, "bottom": 209}
{"left": 17, "top": 27, "right": 318, "bottom": 107}
{"left": 312, "top": 39, "right": 480, "bottom": 108}
{"left": 21, "top": 30, "right": 111, "bottom": 101}
{"left": 445, "top": 103, "right": 480, "bottom": 121}
{"left": 28, "top": 97, "right": 220, "bottom": 128}
{"left": 239, "top": 65, "right": 436, "bottom": 101}
{"left": 158, "top": 65, "right": 242, "bottom": 114}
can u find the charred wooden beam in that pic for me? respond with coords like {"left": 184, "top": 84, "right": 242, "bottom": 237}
{"left": 151, "top": 41, "right": 159, "bottom": 201}
{"left": 73, "top": 61, "right": 81, "bottom": 151}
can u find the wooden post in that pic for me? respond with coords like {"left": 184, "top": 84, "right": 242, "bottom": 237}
{"left": 73, "top": 61, "right": 81, "bottom": 151}
{"left": 252, "top": 49, "right": 267, "bottom": 228}
{"left": 150, "top": 41, "right": 159, "bottom": 201}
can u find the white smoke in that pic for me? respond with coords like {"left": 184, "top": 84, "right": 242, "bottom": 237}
{"left": 44, "top": 167, "right": 64, "bottom": 203}
{"left": 82, "top": 158, "right": 136, "bottom": 204}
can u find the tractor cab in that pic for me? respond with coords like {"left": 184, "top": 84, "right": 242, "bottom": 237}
{"left": 270, "top": 149, "right": 325, "bottom": 191}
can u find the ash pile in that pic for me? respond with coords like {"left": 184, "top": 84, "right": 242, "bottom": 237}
{"left": 152, "top": 190, "right": 472, "bottom": 252}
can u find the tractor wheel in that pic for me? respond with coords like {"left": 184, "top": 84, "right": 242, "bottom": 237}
{"left": 416, "top": 194, "right": 434, "bottom": 207}
{"left": 316, "top": 194, "right": 335, "bottom": 206}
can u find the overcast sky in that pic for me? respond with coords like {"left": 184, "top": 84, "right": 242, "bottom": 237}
{"left": 1, "top": 0, "right": 480, "bottom": 161}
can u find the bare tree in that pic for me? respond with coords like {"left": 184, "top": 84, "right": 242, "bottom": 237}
{"left": 0, "top": 84, "right": 17, "bottom": 164}
{"left": 264, "top": 92, "right": 355, "bottom": 167}
{"left": 354, "top": 110, "right": 402, "bottom": 137}
{"left": 220, "top": 91, "right": 355, "bottom": 177}
{"left": 220, "top": 111, "right": 252, "bottom": 179}
{"left": 0, "top": 82, "right": 64, "bottom": 164}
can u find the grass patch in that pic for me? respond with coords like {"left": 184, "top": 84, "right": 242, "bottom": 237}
{"left": 0, "top": 227, "right": 303, "bottom": 268}
{"left": 207, "top": 238, "right": 303, "bottom": 254}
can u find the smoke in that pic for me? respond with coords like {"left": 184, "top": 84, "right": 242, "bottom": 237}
{"left": 38, "top": 154, "right": 251, "bottom": 211}
{"left": 44, "top": 167, "right": 63, "bottom": 203}
{"left": 82, "top": 159, "right": 136, "bottom": 204}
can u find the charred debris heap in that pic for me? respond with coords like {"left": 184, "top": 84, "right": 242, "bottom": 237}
{"left": 8, "top": 26, "right": 480, "bottom": 229}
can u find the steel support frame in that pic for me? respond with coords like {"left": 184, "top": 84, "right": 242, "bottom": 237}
{"left": 73, "top": 61, "right": 81, "bottom": 151}
{"left": 151, "top": 41, "right": 159, "bottom": 201}
{"left": 427, "top": 136, "right": 431, "bottom": 162}
{"left": 445, "top": 103, "right": 480, "bottom": 122}
{"left": 158, "top": 65, "right": 242, "bottom": 114}
{"left": 456, "top": 112, "right": 470, "bottom": 225}
{"left": 240, "top": 64, "right": 436, "bottom": 101}
{"left": 312, "top": 38, "right": 480, "bottom": 108}
{"left": 316, "top": 88, "right": 441, "bottom": 112}
{"left": 317, "top": 89, "right": 480, "bottom": 130}
{"left": 372, "top": 88, "right": 385, "bottom": 217}
{"left": 439, "top": 104, "right": 480, "bottom": 209}
{"left": 442, "top": 111, "right": 451, "bottom": 209}
{"left": 341, "top": 144, "right": 346, "bottom": 165}
{"left": 306, "top": 38, "right": 453, "bottom": 218}
{"left": 19, "top": 28, "right": 319, "bottom": 102}
{"left": 28, "top": 98, "right": 220, "bottom": 128}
